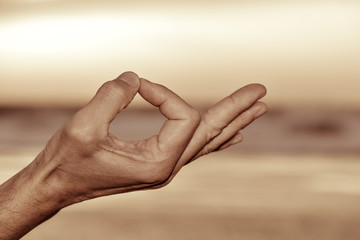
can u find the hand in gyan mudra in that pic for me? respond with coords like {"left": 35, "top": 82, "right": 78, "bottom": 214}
{"left": 38, "top": 72, "right": 267, "bottom": 203}
{"left": 0, "top": 71, "right": 267, "bottom": 240}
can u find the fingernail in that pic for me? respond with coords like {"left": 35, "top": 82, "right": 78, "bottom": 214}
{"left": 119, "top": 72, "right": 139, "bottom": 88}
{"left": 254, "top": 107, "right": 267, "bottom": 118}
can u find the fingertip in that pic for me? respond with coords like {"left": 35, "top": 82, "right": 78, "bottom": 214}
{"left": 83, "top": 72, "right": 140, "bottom": 128}
{"left": 140, "top": 77, "right": 158, "bottom": 87}
{"left": 116, "top": 71, "right": 140, "bottom": 89}
{"left": 217, "top": 133, "right": 243, "bottom": 151}
{"left": 246, "top": 83, "right": 267, "bottom": 98}
{"left": 253, "top": 101, "right": 268, "bottom": 118}
{"left": 139, "top": 77, "right": 150, "bottom": 87}
{"left": 231, "top": 133, "right": 243, "bottom": 144}
{"left": 139, "top": 78, "right": 156, "bottom": 90}
{"left": 138, "top": 78, "right": 161, "bottom": 105}
{"left": 254, "top": 101, "right": 268, "bottom": 110}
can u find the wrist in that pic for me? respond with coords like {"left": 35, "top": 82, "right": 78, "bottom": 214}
{"left": 24, "top": 150, "right": 80, "bottom": 209}
{"left": 0, "top": 153, "right": 64, "bottom": 239}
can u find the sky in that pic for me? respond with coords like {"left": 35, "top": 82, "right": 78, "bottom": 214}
{"left": 0, "top": 0, "right": 359, "bottom": 108}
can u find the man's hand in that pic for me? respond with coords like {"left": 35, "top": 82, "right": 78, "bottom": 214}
{"left": 36, "top": 73, "right": 202, "bottom": 204}
{"left": 0, "top": 72, "right": 267, "bottom": 240}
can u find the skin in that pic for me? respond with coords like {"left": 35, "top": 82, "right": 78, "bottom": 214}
{"left": 0, "top": 72, "right": 267, "bottom": 240}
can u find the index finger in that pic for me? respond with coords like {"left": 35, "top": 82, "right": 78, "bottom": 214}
{"left": 139, "top": 78, "right": 200, "bottom": 155}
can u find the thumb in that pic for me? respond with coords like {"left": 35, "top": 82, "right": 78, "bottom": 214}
{"left": 76, "top": 72, "right": 140, "bottom": 133}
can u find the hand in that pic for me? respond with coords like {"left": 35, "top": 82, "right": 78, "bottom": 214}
{"left": 0, "top": 72, "right": 267, "bottom": 239}
{"left": 153, "top": 79, "right": 267, "bottom": 188}
{"left": 39, "top": 72, "right": 266, "bottom": 202}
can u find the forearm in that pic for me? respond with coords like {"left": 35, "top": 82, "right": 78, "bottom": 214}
{"left": 0, "top": 156, "right": 62, "bottom": 240}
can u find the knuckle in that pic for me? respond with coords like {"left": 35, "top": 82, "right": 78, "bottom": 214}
{"left": 63, "top": 118, "right": 96, "bottom": 145}
{"left": 184, "top": 107, "right": 201, "bottom": 127}
{"left": 100, "top": 81, "right": 120, "bottom": 94}
{"left": 98, "top": 80, "right": 114, "bottom": 93}
{"left": 100, "top": 80, "right": 118, "bottom": 89}
{"left": 229, "top": 94, "right": 238, "bottom": 106}
{"left": 201, "top": 114, "right": 222, "bottom": 140}
{"left": 100, "top": 80, "right": 127, "bottom": 101}
{"left": 190, "top": 109, "right": 201, "bottom": 126}
{"left": 201, "top": 145, "right": 213, "bottom": 156}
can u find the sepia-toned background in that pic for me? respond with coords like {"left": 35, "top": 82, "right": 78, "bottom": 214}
{"left": 1, "top": 0, "right": 359, "bottom": 239}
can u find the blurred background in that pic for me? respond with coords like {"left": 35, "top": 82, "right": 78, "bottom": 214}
{"left": 1, "top": 0, "right": 359, "bottom": 239}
